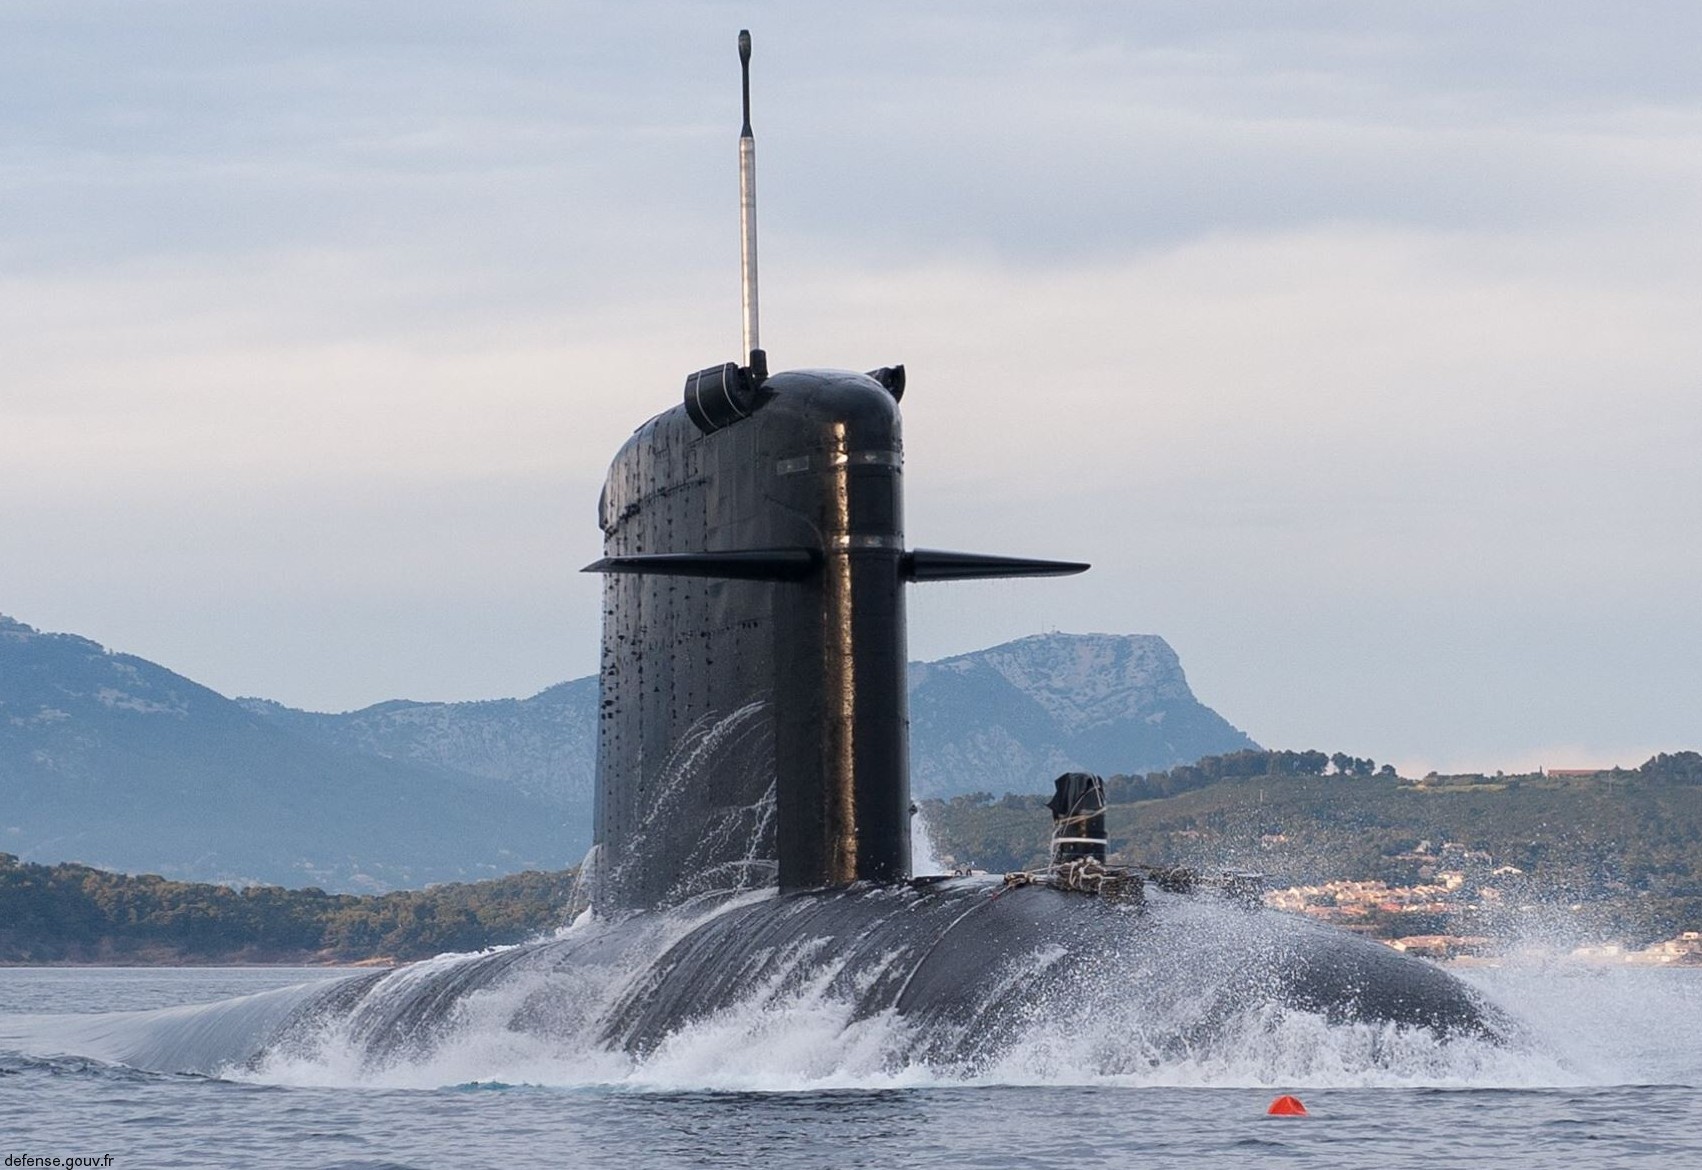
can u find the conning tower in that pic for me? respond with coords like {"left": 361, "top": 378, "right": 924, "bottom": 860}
{"left": 585, "top": 33, "right": 1086, "bottom": 915}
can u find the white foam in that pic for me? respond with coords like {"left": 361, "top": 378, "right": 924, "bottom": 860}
{"left": 910, "top": 808, "right": 947, "bottom": 876}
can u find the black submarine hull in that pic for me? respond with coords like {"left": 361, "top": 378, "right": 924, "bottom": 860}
{"left": 143, "top": 878, "right": 1495, "bottom": 1079}
{"left": 51, "top": 878, "right": 1503, "bottom": 1080}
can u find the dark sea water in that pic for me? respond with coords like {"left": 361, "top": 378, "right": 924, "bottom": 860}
{"left": 3, "top": 963, "right": 1700, "bottom": 1170}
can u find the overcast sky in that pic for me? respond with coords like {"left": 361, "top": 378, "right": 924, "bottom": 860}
{"left": 4, "top": 1, "right": 1699, "bottom": 774}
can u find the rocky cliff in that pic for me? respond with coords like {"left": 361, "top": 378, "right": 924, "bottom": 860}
{"left": 908, "top": 633, "right": 1258, "bottom": 797}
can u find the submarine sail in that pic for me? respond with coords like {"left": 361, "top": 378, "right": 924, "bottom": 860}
{"left": 582, "top": 30, "right": 1085, "bottom": 915}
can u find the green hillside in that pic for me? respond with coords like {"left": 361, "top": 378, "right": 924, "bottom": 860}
{"left": 0, "top": 855, "right": 578, "bottom": 964}
{"left": 921, "top": 750, "right": 1702, "bottom": 937}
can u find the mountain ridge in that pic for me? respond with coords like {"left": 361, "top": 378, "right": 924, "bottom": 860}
{"left": 1, "top": 615, "right": 579, "bottom": 891}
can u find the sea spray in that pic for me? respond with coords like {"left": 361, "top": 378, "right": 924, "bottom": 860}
{"left": 911, "top": 808, "right": 947, "bottom": 876}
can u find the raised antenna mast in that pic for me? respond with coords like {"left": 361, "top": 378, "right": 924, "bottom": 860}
{"left": 738, "top": 29, "right": 765, "bottom": 381}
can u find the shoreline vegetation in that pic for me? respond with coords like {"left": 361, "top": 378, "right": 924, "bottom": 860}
{"left": 4, "top": 749, "right": 1699, "bottom": 966}
{"left": 0, "top": 856, "right": 578, "bottom": 966}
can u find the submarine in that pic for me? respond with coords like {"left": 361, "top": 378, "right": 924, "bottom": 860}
{"left": 44, "top": 32, "right": 1505, "bottom": 1080}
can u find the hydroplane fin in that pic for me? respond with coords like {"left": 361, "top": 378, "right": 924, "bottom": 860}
{"left": 903, "top": 549, "right": 1090, "bottom": 582}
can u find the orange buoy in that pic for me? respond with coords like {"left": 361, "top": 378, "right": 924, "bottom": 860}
{"left": 1267, "top": 1094, "right": 1308, "bottom": 1116}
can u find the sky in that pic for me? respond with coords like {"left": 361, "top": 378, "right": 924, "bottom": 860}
{"left": 3, "top": 1, "right": 1699, "bottom": 775}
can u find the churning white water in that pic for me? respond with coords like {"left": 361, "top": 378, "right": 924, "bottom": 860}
{"left": 241, "top": 962, "right": 1696, "bottom": 1094}
{"left": 909, "top": 807, "right": 948, "bottom": 876}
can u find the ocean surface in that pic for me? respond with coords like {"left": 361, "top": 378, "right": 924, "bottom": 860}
{"left": 3, "top": 960, "right": 1699, "bottom": 1170}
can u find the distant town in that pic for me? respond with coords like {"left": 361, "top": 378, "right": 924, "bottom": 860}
{"left": 1263, "top": 843, "right": 1702, "bottom": 965}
